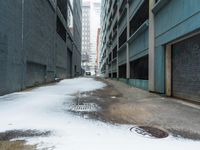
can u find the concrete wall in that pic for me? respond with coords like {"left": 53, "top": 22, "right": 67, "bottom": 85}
{"left": 153, "top": 0, "right": 200, "bottom": 93}
{"left": 129, "top": 28, "right": 149, "bottom": 61}
{"left": 100, "top": 0, "right": 200, "bottom": 99}
{"left": 24, "top": 0, "right": 56, "bottom": 86}
{"left": 0, "top": 0, "right": 82, "bottom": 95}
{"left": 0, "top": 0, "right": 23, "bottom": 94}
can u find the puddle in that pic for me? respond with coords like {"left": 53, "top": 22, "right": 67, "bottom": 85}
{"left": 130, "top": 126, "right": 169, "bottom": 139}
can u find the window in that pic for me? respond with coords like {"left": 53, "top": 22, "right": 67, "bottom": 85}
{"left": 57, "top": 0, "right": 67, "bottom": 21}
{"left": 119, "top": 64, "right": 126, "bottom": 78}
{"left": 119, "top": 28, "right": 127, "bottom": 48}
{"left": 130, "top": 55, "right": 148, "bottom": 80}
{"left": 67, "top": 3, "right": 74, "bottom": 35}
{"left": 57, "top": 16, "right": 66, "bottom": 42}
{"left": 113, "top": 46, "right": 117, "bottom": 59}
{"left": 129, "top": 0, "right": 149, "bottom": 36}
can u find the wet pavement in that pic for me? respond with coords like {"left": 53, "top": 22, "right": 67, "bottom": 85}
{"left": 1, "top": 77, "right": 200, "bottom": 149}
{"left": 69, "top": 78, "right": 200, "bottom": 140}
{"left": 0, "top": 130, "right": 50, "bottom": 149}
{"left": 0, "top": 140, "right": 35, "bottom": 150}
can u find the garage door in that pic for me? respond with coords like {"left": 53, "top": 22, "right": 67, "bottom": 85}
{"left": 172, "top": 33, "right": 200, "bottom": 102}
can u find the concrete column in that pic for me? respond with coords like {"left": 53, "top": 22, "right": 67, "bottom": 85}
{"left": 126, "top": 2, "right": 130, "bottom": 79}
{"left": 111, "top": 49, "right": 113, "bottom": 78}
{"left": 116, "top": 2, "right": 119, "bottom": 78}
{"left": 105, "top": 48, "right": 109, "bottom": 78}
{"left": 21, "top": 0, "right": 26, "bottom": 89}
{"left": 166, "top": 44, "right": 172, "bottom": 96}
{"left": 148, "top": 0, "right": 155, "bottom": 91}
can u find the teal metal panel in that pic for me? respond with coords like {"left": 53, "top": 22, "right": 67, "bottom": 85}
{"left": 155, "top": 46, "right": 165, "bottom": 93}
{"left": 154, "top": 0, "right": 200, "bottom": 94}
{"left": 119, "top": 78, "right": 128, "bottom": 84}
{"left": 118, "top": 13, "right": 127, "bottom": 35}
{"left": 118, "top": 45, "right": 127, "bottom": 65}
{"left": 155, "top": 0, "right": 200, "bottom": 46}
{"left": 128, "top": 79, "right": 148, "bottom": 90}
{"left": 129, "top": 0, "right": 144, "bottom": 19}
{"left": 129, "top": 27, "right": 149, "bottom": 61}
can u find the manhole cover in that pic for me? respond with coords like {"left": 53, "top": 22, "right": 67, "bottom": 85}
{"left": 68, "top": 103, "right": 99, "bottom": 112}
{"left": 130, "top": 126, "right": 169, "bottom": 139}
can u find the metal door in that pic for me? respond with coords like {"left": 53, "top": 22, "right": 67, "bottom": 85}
{"left": 172, "top": 34, "right": 200, "bottom": 102}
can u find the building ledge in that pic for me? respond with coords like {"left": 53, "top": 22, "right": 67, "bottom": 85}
{"left": 128, "top": 20, "right": 149, "bottom": 43}
{"left": 118, "top": 42, "right": 127, "bottom": 52}
{"left": 48, "top": 0, "right": 56, "bottom": 11}
{"left": 112, "top": 57, "right": 117, "bottom": 62}
{"left": 118, "top": 7, "right": 127, "bottom": 25}
{"left": 129, "top": 0, "right": 145, "bottom": 20}
{"left": 152, "top": 0, "right": 171, "bottom": 14}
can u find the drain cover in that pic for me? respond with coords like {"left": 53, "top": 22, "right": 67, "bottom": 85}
{"left": 130, "top": 126, "right": 169, "bottom": 139}
{"left": 68, "top": 103, "right": 99, "bottom": 112}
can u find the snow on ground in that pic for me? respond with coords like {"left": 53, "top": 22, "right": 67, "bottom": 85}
{"left": 0, "top": 77, "right": 199, "bottom": 150}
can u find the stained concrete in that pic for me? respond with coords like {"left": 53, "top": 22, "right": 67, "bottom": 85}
{"left": 74, "top": 78, "right": 200, "bottom": 140}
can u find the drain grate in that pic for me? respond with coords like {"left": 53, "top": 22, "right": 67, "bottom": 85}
{"left": 130, "top": 126, "right": 169, "bottom": 139}
{"left": 68, "top": 103, "right": 99, "bottom": 112}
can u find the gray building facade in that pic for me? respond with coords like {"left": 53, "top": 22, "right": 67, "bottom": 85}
{"left": 0, "top": 0, "right": 82, "bottom": 95}
{"left": 99, "top": 0, "right": 200, "bottom": 102}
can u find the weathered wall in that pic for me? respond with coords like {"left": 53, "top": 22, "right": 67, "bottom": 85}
{"left": 129, "top": 28, "right": 148, "bottom": 61}
{"left": 24, "top": 0, "right": 56, "bottom": 86}
{"left": 0, "top": 0, "right": 82, "bottom": 95}
{"left": 154, "top": 0, "right": 200, "bottom": 93}
{"left": 0, "top": 0, "right": 23, "bottom": 94}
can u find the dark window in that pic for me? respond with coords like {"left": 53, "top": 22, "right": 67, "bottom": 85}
{"left": 109, "top": 73, "right": 112, "bottom": 78}
{"left": 119, "top": 0, "right": 127, "bottom": 16}
{"left": 129, "top": 0, "right": 149, "bottom": 36}
{"left": 57, "top": 0, "right": 67, "bottom": 21}
{"left": 130, "top": 55, "right": 148, "bottom": 80}
{"left": 112, "top": 72, "right": 117, "bottom": 78}
{"left": 56, "top": 17, "right": 66, "bottom": 42}
{"left": 119, "top": 28, "right": 127, "bottom": 48}
{"left": 119, "top": 64, "right": 126, "bottom": 78}
{"left": 109, "top": 53, "right": 112, "bottom": 62}
{"left": 113, "top": 46, "right": 117, "bottom": 59}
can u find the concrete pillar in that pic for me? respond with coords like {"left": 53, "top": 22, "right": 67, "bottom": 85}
{"left": 166, "top": 44, "right": 172, "bottom": 96}
{"left": 105, "top": 48, "right": 109, "bottom": 77}
{"left": 126, "top": 2, "right": 130, "bottom": 79}
{"left": 111, "top": 49, "right": 113, "bottom": 78}
{"left": 116, "top": 2, "right": 119, "bottom": 78}
{"left": 21, "top": 0, "right": 26, "bottom": 89}
{"left": 148, "top": 0, "right": 155, "bottom": 91}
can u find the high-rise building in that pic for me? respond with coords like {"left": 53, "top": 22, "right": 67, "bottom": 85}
{"left": 95, "top": 28, "right": 101, "bottom": 75}
{"left": 81, "top": 1, "right": 101, "bottom": 75}
{"left": 82, "top": 1, "right": 91, "bottom": 72}
{"left": 0, "top": 0, "right": 82, "bottom": 95}
{"left": 90, "top": 1, "right": 101, "bottom": 75}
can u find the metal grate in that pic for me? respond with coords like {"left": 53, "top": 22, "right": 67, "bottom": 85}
{"left": 130, "top": 126, "right": 169, "bottom": 139}
{"left": 68, "top": 103, "right": 99, "bottom": 112}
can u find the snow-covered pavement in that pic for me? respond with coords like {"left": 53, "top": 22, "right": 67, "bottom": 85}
{"left": 0, "top": 78, "right": 199, "bottom": 150}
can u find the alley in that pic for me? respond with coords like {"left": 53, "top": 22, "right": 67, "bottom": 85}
{"left": 0, "top": 78, "right": 200, "bottom": 150}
